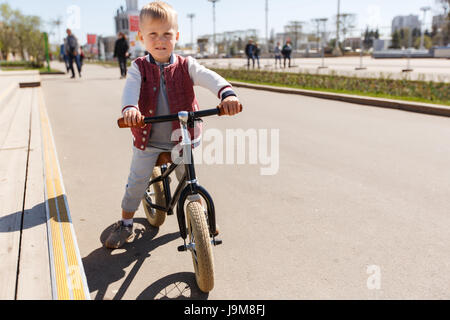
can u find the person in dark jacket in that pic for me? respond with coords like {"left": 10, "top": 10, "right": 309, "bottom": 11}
{"left": 64, "top": 29, "right": 81, "bottom": 78}
{"left": 245, "top": 39, "right": 256, "bottom": 69}
{"left": 281, "top": 41, "right": 292, "bottom": 68}
{"left": 114, "top": 32, "right": 130, "bottom": 79}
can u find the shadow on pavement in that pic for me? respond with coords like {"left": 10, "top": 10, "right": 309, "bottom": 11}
{"left": 136, "top": 272, "right": 209, "bottom": 300}
{"left": 0, "top": 198, "right": 67, "bottom": 233}
{"left": 82, "top": 218, "right": 179, "bottom": 300}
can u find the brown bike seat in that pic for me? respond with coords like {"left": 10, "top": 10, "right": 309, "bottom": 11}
{"left": 156, "top": 152, "right": 172, "bottom": 167}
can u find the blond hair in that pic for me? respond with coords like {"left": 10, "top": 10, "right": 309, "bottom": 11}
{"left": 140, "top": 1, "right": 178, "bottom": 30}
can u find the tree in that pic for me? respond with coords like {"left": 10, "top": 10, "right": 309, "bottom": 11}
{"left": 395, "top": 27, "right": 419, "bottom": 48}
{"left": 0, "top": 3, "right": 44, "bottom": 63}
{"left": 0, "top": 3, "right": 19, "bottom": 59}
{"left": 434, "top": 0, "right": 450, "bottom": 45}
{"left": 363, "top": 27, "right": 380, "bottom": 49}
{"left": 390, "top": 30, "right": 401, "bottom": 49}
{"left": 0, "top": 28, "right": 3, "bottom": 60}
{"left": 414, "top": 35, "right": 433, "bottom": 49}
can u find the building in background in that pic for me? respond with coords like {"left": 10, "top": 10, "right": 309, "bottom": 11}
{"left": 114, "top": 0, "right": 144, "bottom": 58}
{"left": 115, "top": 0, "right": 139, "bottom": 34}
{"left": 197, "top": 29, "right": 259, "bottom": 57}
{"left": 432, "top": 14, "right": 447, "bottom": 31}
{"left": 391, "top": 15, "right": 421, "bottom": 34}
{"left": 343, "top": 37, "right": 362, "bottom": 51}
{"left": 373, "top": 38, "right": 392, "bottom": 51}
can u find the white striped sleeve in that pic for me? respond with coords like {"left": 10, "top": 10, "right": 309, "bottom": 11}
{"left": 187, "top": 56, "right": 237, "bottom": 101}
{"left": 121, "top": 61, "right": 141, "bottom": 115}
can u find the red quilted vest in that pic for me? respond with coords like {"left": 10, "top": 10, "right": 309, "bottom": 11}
{"left": 131, "top": 54, "right": 202, "bottom": 150}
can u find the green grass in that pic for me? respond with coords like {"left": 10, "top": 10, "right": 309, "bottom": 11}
{"left": 85, "top": 60, "right": 132, "bottom": 68}
{"left": 38, "top": 67, "right": 65, "bottom": 74}
{"left": 227, "top": 77, "right": 450, "bottom": 106}
{"left": 211, "top": 68, "right": 450, "bottom": 107}
{"left": 0, "top": 61, "right": 43, "bottom": 68}
{"left": 1, "top": 66, "right": 64, "bottom": 74}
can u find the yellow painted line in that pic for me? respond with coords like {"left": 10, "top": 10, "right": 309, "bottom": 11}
{"left": 38, "top": 88, "right": 90, "bottom": 300}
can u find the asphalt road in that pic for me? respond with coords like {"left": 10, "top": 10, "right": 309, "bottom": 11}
{"left": 42, "top": 62, "right": 450, "bottom": 299}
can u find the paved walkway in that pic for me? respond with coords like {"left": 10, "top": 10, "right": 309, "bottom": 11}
{"left": 0, "top": 70, "right": 89, "bottom": 300}
{"left": 41, "top": 61, "right": 450, "bottom": 299}
{"left": 2, "top": 60, "right": 450, "bottom": 300}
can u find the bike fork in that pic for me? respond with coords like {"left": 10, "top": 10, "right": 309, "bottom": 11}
{"left": 160, "top": 164, "right": 174, "bottom": 215}
{"left": 176, "top": 193, "right": 222, "bottom": 253}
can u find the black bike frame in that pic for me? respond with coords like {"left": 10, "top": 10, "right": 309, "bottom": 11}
{"left": 143, "top": 110, "right": 219, "bottom": 240}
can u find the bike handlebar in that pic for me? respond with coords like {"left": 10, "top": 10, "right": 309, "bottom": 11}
{"left": 117, "top": 105, "right": 243, "bottom": 129}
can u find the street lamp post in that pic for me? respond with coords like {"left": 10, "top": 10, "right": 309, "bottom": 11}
{"left": 355, "top": 29, "right": 367, "bottom": 70}
{"left": 208, "top": 0, "right": 219, "bottom": 56}
{"left": 420, "top": 6, "right": 431, "bottom": 50}
{"left": 265, "top": 0, "right": 269, "bottom": 53}
{"left": 187, "top": 13, "right": 195, "bottom": 51}
{"left": 333, "top": 0, "right": 343, "bottom": 56}
{"left": 52, "top": 17, "right": 63, "bottom": 44}
{"left": 43, "top": 32, "right": 51, "bottom": 72}
{"left": 402, "top": 28, "right": 413, "bottom": 72}
{"left": 312, "top": 18, "right": 321, "bottom": 53}
{"left": 318, "top": 18, "right": 328, "bottom": 69}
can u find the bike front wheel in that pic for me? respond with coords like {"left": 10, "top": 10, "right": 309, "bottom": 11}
{"left": 186, "top": 201, "right": 215, "bottom": 293}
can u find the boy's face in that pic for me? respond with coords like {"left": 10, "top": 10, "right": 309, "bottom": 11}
{"left": 139, "top": 17, "right": 179, "bottom": 63}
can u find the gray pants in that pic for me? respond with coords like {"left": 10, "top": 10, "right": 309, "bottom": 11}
{"left": 121, "top": 146, "right": 185, "bottom": 213}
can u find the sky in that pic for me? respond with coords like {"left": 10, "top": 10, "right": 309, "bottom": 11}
{"left": 1, "top": 0, "right": 444, "bottom": 45}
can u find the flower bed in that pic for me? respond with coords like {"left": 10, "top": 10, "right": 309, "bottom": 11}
{"left": 211, "top": 68, "right": 450, "bottom": 105}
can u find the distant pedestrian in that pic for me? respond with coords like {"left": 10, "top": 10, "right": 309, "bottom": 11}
{"left": 245, "top": 39, "right": 256, "bottom": 69}
{"left": 114, "top": 32, "right": 130, "bottom": 79}
{"left": 274, "top": 42, "right": 282, "bottom": 68}
{"left": 76, "top": 47, "right": 84, "bottom": 73}
{"left": 60, "top": 43, "right": 70, "bottom": 72}
{"left": 64, "top": 29, "right": 82, "bottom": 78}
{"left": 79, "top": 47, "right": 85, "bottom": 67}
{"left": 281, "top": 41, "right": 292, "bottom": 68}
{"left": 254, "top": 42, "right": 261, "bottom": 69}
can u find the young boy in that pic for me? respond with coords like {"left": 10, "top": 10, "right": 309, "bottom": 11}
{"left": 105, "top": 1, "right": 242, "bottom": 249}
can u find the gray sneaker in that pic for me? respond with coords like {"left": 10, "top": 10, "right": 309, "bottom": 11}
{"left": 104, "top": 221, "right": 134, "bottom": 249}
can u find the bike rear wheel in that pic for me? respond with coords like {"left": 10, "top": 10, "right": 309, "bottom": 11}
{"left": 142, "top": 167, "right": 166, "bottom": 227}
{"left": 186, "top": 201, "right": 215, "bottom": 292}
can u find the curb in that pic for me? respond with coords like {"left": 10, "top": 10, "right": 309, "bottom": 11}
{"left": 20, "top": 82, "right": 41, "bottom": 88}
{"left": 229, "top": 81, "right": 450, "bottom": 118}
{"left": 38, "top": 88, "right": 91, "bottom": 300}
{"left": 40, "top": 72, "right": 66, "bottom": 75}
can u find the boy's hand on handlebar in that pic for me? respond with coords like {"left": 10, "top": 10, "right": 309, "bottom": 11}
{"left": 123, "top": 108, "right": 145, "bottom": 128}
{"left": 219, "top": 96, "right": 242, "bottom": 116}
